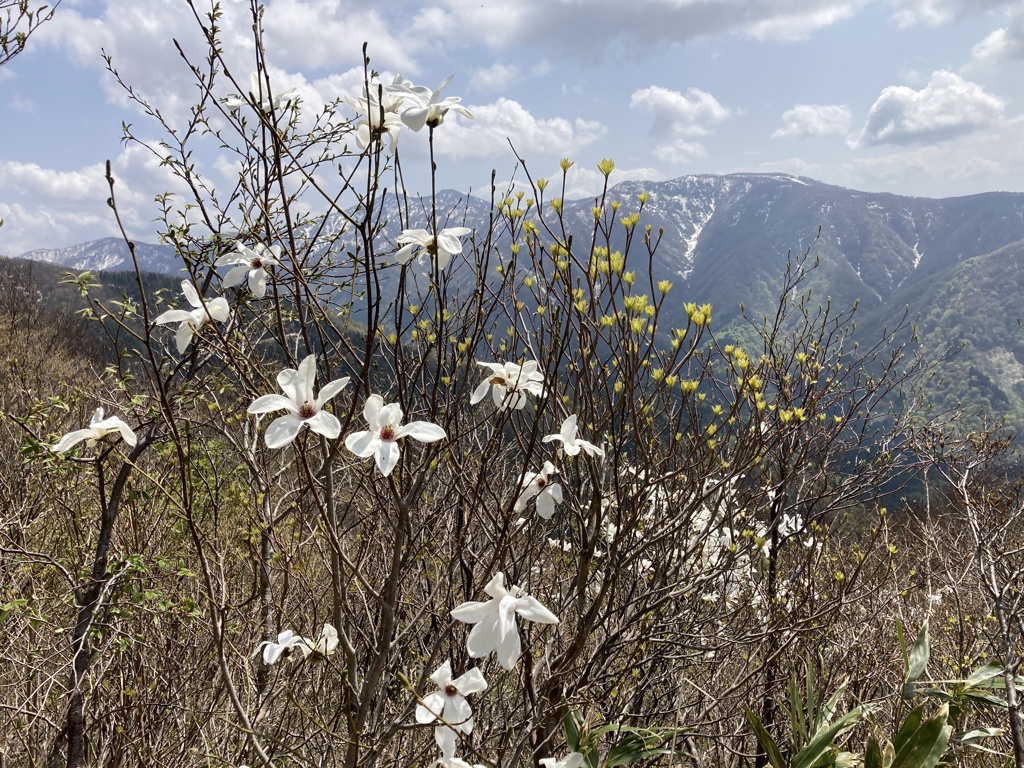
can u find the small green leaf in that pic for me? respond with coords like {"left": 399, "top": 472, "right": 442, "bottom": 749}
{"left": 905, "top": 622, "right": 929, "bottom": 687}
{"left": 891, "top": 704, "right": 951, "bottom": 768}
{"left": 864, "top": 736, "right": 884, "bottom": 768}
{"left": 746, "top": 708, "right": 787, "bottom": 768}
{"left": 792, "top": 705, "right": 868, "bottom": 768}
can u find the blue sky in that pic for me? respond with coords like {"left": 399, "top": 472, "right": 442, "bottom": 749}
{"left": 1, "top": 0, "right": 1022, "bottom": 255}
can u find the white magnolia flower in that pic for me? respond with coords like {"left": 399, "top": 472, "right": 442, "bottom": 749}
{"left": 395, "top": 227, "right": 473, "bottom": 271}
{"left": 470, "top": 360, "right": 546, "bottom": 411}
{"left": 515, "top": 461, "right": 562, "bottom": 519}
{"left": 254, "top": 622, "right": 337, "bottom": 665}
{"left": 450, "top": 572, "right": 559, "bottom": 670}
{"left": 255, "top": 629, "right": 315, "bottom": 665}
{"left": 432, "top": 726, "right": 486, "bottom": 768}
{"left": 226, "top": 71, "right": 298, "bottom": 113}
{"left": 314, "top": 623, "right": 339, "bottom": 656}
{"left": 50, "top": 407, "right": 137, "bottom": 453}
{"left": 216, "top": 243, "right": 281, "bottom": 299}
{"left": 542, "top": 414, "right": 604, "bottom": 458}
{"left": 415, "top": 661, "right": 487, "bottom": 735}
{"left": 388, "top": 74, "right": 473, "bottom": 131}
{"left": 153, "top": 280, "right": 230, "bottom": 354}
{"left": 247, "top": 355, "right": 350, "bottom": 449}
{"left": 344, "top": 394, "right": 446, "bottom": 477}
{"left": 347, "top": 74, "right": 410, "bottom": 149}
{"left": 540, "top": 753, "right": 585, "bottom": 768}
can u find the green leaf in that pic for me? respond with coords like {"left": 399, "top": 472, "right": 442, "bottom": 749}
{"left": 746, "top": 708, "right": 787, "bottom": 768}
{"left": 905, "top": 622, "right": 930, "bottom": 689}
{"left": 952, "top": 727, "right": 1003, "bottom": 746}
{"left": 958, "top": 690, "right": 1009, "bottom": 708}
{"left": 865, "top": 736, "right": 884, "bottom": 768}
{"left": 563, "top": 706, "right": 582, "bottom": 752}
{"left": 892, "top": 706, "right": 924, "bottom": 756}
{"left": 891, "top": 704, "right": 951, "bottom": 768}
{"left": 792, "top": 705, "right": 869, "bottom": 768}
{"left": 964, "top": 661, "right": 1004, "bottom": 688}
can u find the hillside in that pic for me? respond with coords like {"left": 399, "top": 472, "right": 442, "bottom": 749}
{"left": 13, "top": 173, "right": 1024, "bottom": 430}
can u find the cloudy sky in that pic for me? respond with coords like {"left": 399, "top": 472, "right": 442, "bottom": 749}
{"left": 1, "top": 0, "right": 1023, "bottom": 255}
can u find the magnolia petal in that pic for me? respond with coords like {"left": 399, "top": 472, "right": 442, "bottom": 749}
{"left": 207, "top": 298, "right": 230, "bottom": 323}
{"left": 536, "top": 489, "right": 557, "bottom": 519}
{"left": 305, "top": 410, "right": 341, "bottom": 441}
{"left": 515, "top": 595, "right": 560, "bottom": 624}
{"left": 377, "top": 401, "right": 405, "bottom": 428}
{"left": 435, "top": 249, "right": 454, "bottom": 271}
{"left": 113, "top": 421, "right": 138, "bottom": 447}
{"left": 214, "top": 253, "right": 245, "bottom": 267}
{"left": 316, "top": 377, "right": 350, "bottom": 407}
{"left": 397, "top": 228, "right": 430, "bottom": 246}
{"left": 416, "top": 691, "right": 447, "bottom": 723}
{"left": 452, "top": 666, "right": 487, "bottom": 696}
{"left": 264, "top": 414, "right": 304, "bottom": 449}
{"left": 401, "top": 106, "right": 429, "bottom": 132}
{"left": 362, "top": 394, "right": 384, "bottom": 429}
{"left": 344, "top": 429, "right": 377, "bottom": 458}
{"left": 450, "top": 599, "right": 493, "bottom": 625}
{"left": 514, "top": 483, "right": 540, "bottom": 513}
{"left": 395, "top": 242, "right": 418, "bottom": 265}
{"left": 397, "top": 420, "right": 446, "bottom": 444}
{"left": 448, "top": 695, "right": 474, "bottom": 734}
{"left": 222, "top": 264, "right": 249, "bottom": 289}
{"left": 247, "top": 394, "right": 297, "bottom": 415}
{"left": 497, "top": 595, "right": 517, "bottom": 642}
{"left": 277, "top": 367, "right": 303, "bottom": 405}
{"left": 180, "top": 280, "right": 202, "bottom": 308}
{"left": 50, "top": 428, "right": 95, "bottom": 453}
{"left": 482, "top": 573, "right": 508, "bottom": 599}
{"left": 375, "top": 438, "right": 401, "bottom": 477}
{"left": 317, "top": 623, "right": 338, "bottom": 654}
{"left": 153, "top": 309, "right": 192, "bottom": 326}
{"left": 469, "top": 379, "right": 491, "bottom": 405}
{"left": 465, "top": 614, "right": 500, "bottom": 659}
{"left": 175, "top": 323, "right": 195, "bottom": 354}
{"left": 296, "top": 355, "right": 317, "bottom": 404}
{"left": 429, "top": 660, "right": 453, "bottom": 688}
{"left": 248, "top": 268, "right": 268, "bottom": 299}
{"left": 435, "top": 725, "right": 458, "bottom": 759}
{"left": 495, "top": 618, "right": 522, "bottom": 670}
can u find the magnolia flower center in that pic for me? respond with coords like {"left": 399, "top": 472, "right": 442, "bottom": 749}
{"left": 444, "top": 683, "right": 458, "bottom": 697}
{"left": 298, "top": 402, "right": 316, "bottom": 419}
{"left": 249, "top": 257, "right": 263, "bottom": 269}
{"left": 536, "top": 477, "right": 547, "bottom": 489}
{"left": 379, "top": 425, "right": 397, "bottom": 441}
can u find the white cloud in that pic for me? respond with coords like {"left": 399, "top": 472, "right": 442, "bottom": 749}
{"left": 263, "top": 0, "right": 413, "bottom": 73}
{"left": 0, "top": 144, "right": 194, "bottom": 257}
{"left": 426, "top": 0, "right": 871, "bottom": 55}
{"left": 888, "top": 0, "right": 1015, "bottom": 27}
{"left": 847, "top": 116, "right": 1024, "bottom": 194}
{"left": 630, "top": 85, "right": 731, "bottom": 163}
{"left": 773, "top": 104, "right": 852, "bottom": 139}
{"left": 852, "top": 70, "right": 1005, "bottom": 148}
{"left": 970, "top": 10, "right": 1024, "bottom": 64}
{"left": 469, "top": 61, "right": 551, "bottom": 93}
{"left": 756, "top": 157, "right": 826, "bottom": 178}
{"left": 432, "top": 98, "right": 606, "bottom": 160}
{"left": 746, "top": 4, "right": 862, "bottom": 42}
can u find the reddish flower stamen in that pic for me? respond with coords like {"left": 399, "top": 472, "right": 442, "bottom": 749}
{"left": 444, "top": 683, "right": 458, "bottom": 697}
{"left": 379, "top": 425, "right": 397, "bottom": 441}
{"left": 298, "top": 402, "right": 316, "bottom": 419}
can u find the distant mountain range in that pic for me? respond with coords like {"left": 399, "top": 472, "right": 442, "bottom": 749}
{"left": 12, "top": 173, "right": 1024, "bottom": 429}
